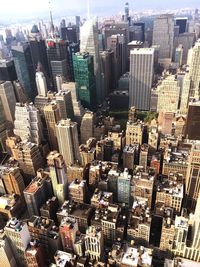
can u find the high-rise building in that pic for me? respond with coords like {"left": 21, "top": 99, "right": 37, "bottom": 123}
{"left": 126, "top": 120, "right": 144, "bottom": 145}
{"left": 59, "top": 216, "right": 78, "bottom": 252}
{"left": 80, "top": 111, "right": 94, "bottom": 144}
{"left": 46, "top": 38, "right": 72, "bottom": 89}
{"left": 188, "top": 39, "right": 200, "bottom": 99}
{"left": 0, "top": 81, "right": 16, "bottom": 124}
{"left": 153, "top": 14, "right": 174, "bottom": 62}
{"left": 175, "top": 17, "right": 187, "bottom": 34}
{"left": 179, "top": 72, "right": 192, "bottom": 114}
{"left": 73, "top": 52, "right": 96, "bottom": 109}
{"left": 14, "top": 103, "right": 43, "bottom": 145}
{"left": 80, "top": 19, "right": 101, "bottom": 103}
{"left": 129, "top": 48, "right": 154, "bottom": 110}
{"left": 0, "top": 166, "right": 25, "bottom": 198}
{"left": 24, "top": 169, "right": 53, "bottom": 217}
{"left": 0, "top": 59, "right": 17, "bottom": 81}
{"left": 47, "top": 151, "right": 67, "bottom": 204}
{"left": 25, "top": 240, "right": 46, "bottom": 267}
{"left": 0, "top": 234, "right": 17, "bottom": 267}
{"left": 157, "top": 74, "right": 180, "bottom": 113}
{"left": 35, "top": 71, "right": 48, "bottom": 97}
{"left": 28, "top": 25, "right": 50, "bottom": 76}
{"left": 0, "top": 97, "right": 7, "bottom": 152}
{"left": 44, "top": 102, "right": 61, "bottom": 150}
{"left": 69, "top": 180, "right": 87, "bottom": 203}
{"left": 11, "top": 43, "right": 37, "bottom": 101}
{"left": 56, "top": 119, "right": 81, "bottom": 166}
{"left": 185, "top": 102, "right": 200, "bottom": 140}
{"left": 55, "top": 90, "right": 74, "bottom": 120}
{"left": 85, "top": 226, "right": 104, "bottom": 262}
{"left": 118, "top": 169, "right": 131, "bottom": 206}
{"left": 4, "top": 218, "right": 31, "bottom": 267}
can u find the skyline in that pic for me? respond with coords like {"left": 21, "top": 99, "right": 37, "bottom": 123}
{"left": 0, "top": 0, "right": 200, "bottom": 23}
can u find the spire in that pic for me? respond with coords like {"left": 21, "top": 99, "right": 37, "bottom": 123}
{"left": 48, "top": 0, "right": 55, "bottom": 37}
{"left": 87, "top": 0, "right": 90, "bottom": 20}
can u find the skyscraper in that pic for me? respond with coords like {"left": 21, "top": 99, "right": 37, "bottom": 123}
{"left": 55, "top": 90, "right": 74, "bottom": 120}
{"left": 0, "top": 97, "right": 7, "bottom": 152}
{"left": 14, "top": 103, "right": 43, "bottom": 145}
{"left": 185, "top": 102, "right": 200, "bottom": 140}
{"left": 11, "top": 43, "right": 37, "bottom": 101}
{"left": 55, "top": 119, "right": 81, "bottom": 166}
{"left": 0, "top": 81, "right": 16, "bottom": 124}
{"left": 35, "top": 71, "right": 48, "bottom": 96}
{"left": 188, "top": 39, "right": 200, "bottom": 99}
{"left": 44, "top": 102, "right": 61, "bottom": 150}
{"left": 46, "top": 38, "right": 72, "bottom": 89}
{"left": 28, "top": 25, "right": 50, "bottom": 77}
{"left": 0, "top": 59, "right": 17, "bottom": 81}
{"left": 129, "top": 48, "right": 154, "bottom": 110}
{"left": 73, "top": 52, "right": 96, "bottom": 109}
{"left": 153, "top": 14, "right": 174, "bottom": 62}
{"left": 0, "top": 234, "right": 17, "bottom": 267}
{"left": 80, "top": 19, "right": 101, "bottom": 103}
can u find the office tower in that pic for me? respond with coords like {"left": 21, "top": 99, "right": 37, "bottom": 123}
{"left": 61, "top": 82, "right": 85, "bottom": 123}
{"left": 44, "top": 102, "right": 61, "bottom": 150}
{"left": 11, "top": 43, "right": 37, "bottom": 101}
{"left": 0, "top": 81, "right": 16, "bottom": 124}
{"left": 189, "top": 40, "right": 200, "bottom": 99}
{"left": 124, "top": 2, "right": 129, "bottom": 21}
{"left": 6, "top": 138, "right": 45, "bottom": 182}
{"left": 14, "top": 103, "right": 43, "bottom": 145}
{"left": 159, "top": 216, "right": 175, "bottom": 253}
{"left": 73, "top": 52, "right": 96, "bottom": 109}
{"left": 80, "top": 111, "right": 94, "bottom": 144}
{"left": 0, "top": 59, "right": 17, "bottom": 81}
{"left": 46, "top": 38, "right": 72, "bottom": 89}
{"left": 174, "top": 33, "right": 195, "bottom": 64}
{"left": 61, "top": 26, "right": 78, "bottom": 43}
{"left": 123, "top": 145, "right": 139, "bottom": 170}
{"left": 104, "top": 20, "right": 129, "bottom": 49}
{"left": 40, "top": 196, "right": 59, "bottom": 221}
{"left": 55, "top": 90, "right": 74, "bottom": 120}
{"left": 157, "top": 74, "right": 180, "bottom": 113}
{"left": 0, "top": 166, "right": 25, "bottom": 197}
{"left": 0, "top": 234, "right": 17, "bottom": 267}
{"left": 79, "top": 138, "right": 96, "bottom": 166}
{"left": 175, "top": 17, "right": 187, "bottom": 34}
{"left": 0, "top": 97, "right": 7, "bottom": 152}
{"left": 126, "top": 120, "right": 144, "bottom": 145}
{"left": 24, "top": 170, "right": 53, "bottom": 217}
{"left": 85, "top": 226, "right": 104, "bottom": 261}
{"left": 153, "top": 14, "right": 174, "bottom": 62}
{"left": 185, "top": 102, "right": 200, "bottom": 140}
{"left": 12, "top": 81, "right": 27, "bottom": 104}
{"left": 139, "top": 144, "right": 149, "bottom": 171}
{"left": 100, "top": 50, "right": 113, "bottom": 98}
{"left": 179, "top": 73, "right": 191, "bottom": 115}
{"left": 80, "top": 19, "right": 101, "bottom": 103}
{"left": 28, "top": 25, "right": 50, "bottom": 76}
{"left": 59, "top": 216, "right": 78, "bottom": 252}
{"left": 132, "top": 23, "right": 145, "bottom": 42}
{"left": 47, "top": 151, "right": 67, "bottom": 204}
{"left": 174, "top": 45, "right": 183, "bottom": 66}
{"left": 35, "top": 71, "right": 48, "bottom": 96}
{"left": 25, "top": 240, "right": 46, "bottom": 267}
{"left": 56, "top": 119, "right": 81, "bottom": 165}
{"left": 186, "top": 143, "right": 200, "bottom": 211}
{"left": 129, "top": 48, "right": 154, "bottom": 110}
{"left": 69, "top": 180, "right": 86, "bottom": 203}
{"left": 118, "top": 169, "right": 131, "bottom": 206}
{"left": 4, "top": 218, "right": 31, "bottom": 267}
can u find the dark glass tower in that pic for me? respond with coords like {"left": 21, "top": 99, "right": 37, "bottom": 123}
{"left": 29, "top": 25, "right": 50, "bottom": 77}
{"left": 12, "top": 43, "right": 37, "bottom": 101}
{"left": 0, "top": 59, "right": 17, "bottom": 81}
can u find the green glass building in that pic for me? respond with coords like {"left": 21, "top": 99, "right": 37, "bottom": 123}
{"left": 73, "top": 52, "right": 96, "bottom": 110}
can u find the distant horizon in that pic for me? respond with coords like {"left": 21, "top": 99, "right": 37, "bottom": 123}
{"left": 0, "top": 0, "right": 200, "bottom": 24}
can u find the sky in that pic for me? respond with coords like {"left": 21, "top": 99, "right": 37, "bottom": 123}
{"left": 0, "top": 0, "right": 200, "bottom": 22}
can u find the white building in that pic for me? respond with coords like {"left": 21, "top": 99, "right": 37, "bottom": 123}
{"left": 35, "top": 71, "right": 48, "bottom": 97}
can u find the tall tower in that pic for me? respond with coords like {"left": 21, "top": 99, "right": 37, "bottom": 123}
{"left": 153, "top": 14, "right": 174, "bottom": 62}
{"left": 0, "top": 81, "right": 16, "bottom": 124}
{"left": 0, "top": 234, "right": 17, "bottom": 267}
{"left": 80, "top": 19, "right": 101, "bottom": 103}
{"left": 56, "top": 119, "right": 81, "bottom": 166}
{"left": 189, "top": 39, "right": 200, "bottom": 99}
{"left": 14, "top": 103, "right": 43, "bottom": 145}
{"left": 35, "top": 71, "right": 48, "bottom": 96}
{"left": 73, "top": 52, "right": 96, "bottom": 109}
{"left": 11, "top": 43, "right": 37, "bottom": 101}
{"left": 129, "top": 48, "right": 154, "bottom": 110}
{"left": 47, "top": 151, "right": 67, "bottom": 204}
{"left": 124, "top": 2, "right": 129, "bottom": 21}
{"left": 44, "top": 102, "right": 61, "bottom": 150}
{"left": 0, "top": 97, "right": 8, "bottom": 152}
